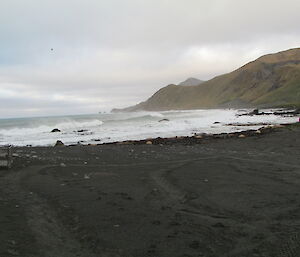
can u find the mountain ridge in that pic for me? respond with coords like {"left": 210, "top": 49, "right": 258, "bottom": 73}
{"left": 113, "top": 48, "right": 300, "bottom": 112}
{"left": 178, "top": 77, "right": 204, "bottom": 86}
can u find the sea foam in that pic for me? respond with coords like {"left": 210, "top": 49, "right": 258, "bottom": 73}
{"left": 0, "top": 109, "right": 297, "bottom": 146}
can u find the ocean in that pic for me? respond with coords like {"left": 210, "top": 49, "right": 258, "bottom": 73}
{"left": 0, "top": 109, "right": 297, "bottom": 146}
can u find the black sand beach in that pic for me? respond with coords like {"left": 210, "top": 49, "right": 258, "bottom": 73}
{"left": 0, "top": 124, "right": 300, "bottom": 257}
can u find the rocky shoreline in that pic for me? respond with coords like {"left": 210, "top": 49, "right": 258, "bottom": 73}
{"left": 78, "top": 123, "right": 296, "bottom": 147}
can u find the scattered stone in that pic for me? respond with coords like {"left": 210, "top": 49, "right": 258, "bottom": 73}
{"left": 54, "top": 140, "right": 64, "bottom": 146}
{"left": 6, "top": 249, "right": 19, "bottom": 256}
{"left": 146, "top": 141, "right": 153, "bottom": 145}
{"left": 51, "top": 128, "right": 61, "bottom": 133}
{"left": 84, "top": 174, "right": 90, "bottom": 179}
{"left": 7, "top": 240, "right": 16, "bottom": 245}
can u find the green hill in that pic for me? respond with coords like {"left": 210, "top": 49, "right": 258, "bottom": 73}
{"left": 115, "top": 48, "right": 300, "bottom": 111}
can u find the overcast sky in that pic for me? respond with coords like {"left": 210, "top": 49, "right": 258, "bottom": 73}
{"left": 0, "top": 0, "right": 300, "bottom": 118}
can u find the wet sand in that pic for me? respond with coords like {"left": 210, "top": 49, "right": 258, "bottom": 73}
{"left": 0, "top": 123, "right": 300, "bottom": 257}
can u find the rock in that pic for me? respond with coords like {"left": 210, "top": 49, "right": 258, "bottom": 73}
{"left": 6, "top": 249, "right": 19, "bottom": 256}
{"left": 250, "top": 109, "right": 259, "bottom": 115}
{"left": 54, "top": 140, "right": 64, "bottom": 146}
{"left": 158, "top": 119, "right": 170, "bottom": 122}
{"left": 194, "top": 135, "right": 203, "bottom": 139}
{"left": 213, "top": 121, "right": 221, "bottom": 124}
{"left": 146, "top": 141, "right": 153, "bottom": 145}
{"left": 255, "top": 130, "right": 261, "bottom": 134}
{"left": 51, "top": 128, "right": 61, "bottom": 133}
{"left": 77, "top": 129, "right": 88, "bottom": 133}
{"left": 238, "top": 134, "right": 246, "bottom": 138}
{"left": 84, "top": 174, "right": 90, "bottom": 179}
{"left": 60, "top": 163, "right": 66, "bottom": 167}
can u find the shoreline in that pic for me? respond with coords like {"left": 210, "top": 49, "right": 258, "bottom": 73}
{"left": 62, "top": 122, "right": 298, "bottom": 147}
{"left": 0, "top": 121, "right": 299, "bottom": 256}
{"left": 6, "top": 122, "right": 298, "bottom": 149}
{"left": 1, "top": 108, "right": 298, "bottom": 148}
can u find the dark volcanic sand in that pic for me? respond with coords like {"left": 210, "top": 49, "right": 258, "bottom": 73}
{"left": 0, "top": 124, "right": 300, "bottom": 257}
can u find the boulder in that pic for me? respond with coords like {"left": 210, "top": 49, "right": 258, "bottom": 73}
{"left": 54, "top": 140, "right": 64, "bottom": 146}
{"left": 158, "top": 119, "right": 170, "bottom": 122}
{"left": 77, "top": 129, "right": 88, "bottom": 133}
{"left": 250, "top": 109, "right": 259, "bottom": 115}
{"left": 51, "top": 128, "right": 61, "bottom": 133}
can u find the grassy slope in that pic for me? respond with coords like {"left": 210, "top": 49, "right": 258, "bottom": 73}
{"left": 122, "top": 48, "right": 300, "bottom": 111}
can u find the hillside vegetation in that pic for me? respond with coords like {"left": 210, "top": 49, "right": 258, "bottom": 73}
{"left": 115, "top": 48, "right": 300, "bottom": 111}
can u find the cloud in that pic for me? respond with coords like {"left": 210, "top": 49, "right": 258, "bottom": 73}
{"left": 0, "top": 0, "right": 300, "bottom": 117}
